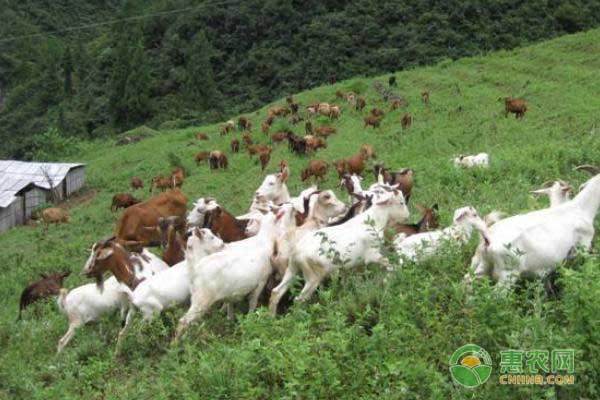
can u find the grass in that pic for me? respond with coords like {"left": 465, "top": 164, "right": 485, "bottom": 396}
{"left": 1, "top": 29, "right": 600, "bottom": 399}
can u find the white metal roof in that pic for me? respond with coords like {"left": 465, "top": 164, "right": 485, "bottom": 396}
{"left": 0, "top": 160, "right": 84, "bottom": 208}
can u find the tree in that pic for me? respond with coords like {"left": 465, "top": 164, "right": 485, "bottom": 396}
{"left": 61, "top": 46, "right": 74, "bottom": 95}
{"left": 184, "top": 30, "right": 219, "bottom": 111}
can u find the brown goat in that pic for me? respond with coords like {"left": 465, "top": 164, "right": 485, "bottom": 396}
{"left": 171, "top": 167, "right": 185, "bottom": 188}
{"left": 242, "top": 132, "right": 253, "bottom": 147}
{"left": 261, "top": 121, "right": 271, "bottom": 135}
{"left": 203, "top": 206, "right": 249, "bottom": 243}
{"left": 355, "top": 97, "right": 366, "bottom": 111}
{"left": 195, "top": 151, "right": 210, "bottom": 165}
{"left": 111, "top": 193, "right": 140, "bottom": 212}
{"left": 401, "top": 113, "right": 412, "bottom": 130}
{"left": 131, "top": 177, "right": 144, "bottom": 190}
{"left": 390, "top": 99, "right": 402, "bottom": 110}
{"left": 267, "top": 106, "right": 289, "bottom": 119}
{"left": 305, "top": 135, "right": 327, "bottom": 152}
{"left": 230, "top": 139, "right": 240, "bottom": 153}
{"left": 115, "top": 189, "right": 187, "bottom": 251}
{"left": 421, "top": 91, "right": 430, "bottom": 104}
{"left": 335, "top": 90, "right": 345, "bottom": 100}
{"left": 364, "top": 115, "right": 381, "bottom": 128}
{"left": 387, "top": 204, "right": 439, "bottom": 239}
{"left": 196, "top": 132, "right": 209, "bottom": 140}
{"left": 209, "top": 151, "right": 228, "bottom": 169}
{"left": 41, "top": 208, "right": 70, "bottom": 231}
{"left": 220, "top": 120, "right": 235, "bottom": 135}
{"left": 18, "top": 270, "right": 71, "bottom": 320}
{"left": 371, "top": 108, "right": 385, "bottom": 118}
{"left": 300, "top": 160, "right": 329, "bottom": 182}
{"left": 159, "top": 216, "right": 186, "bottom": 266}
{"left": 271, "top": 131, "right": 288, "bottom": 144}
{"left": 314, "top": 125, "right": 336, "bottom": 137}
{"left": 149, "top": 175, "right": 172, "bottom": 193}
{"left": 359, "top": 144, "right": 376, "bottom": 160}
{"left": 238, "top": 116, "right": 252, "bottom": 131}
{"left": 333, "top": 153, "right": 366, "bottom": 178}
{"left": 373, "top": 164, "right": 414, "bottom": 202}
{"left": 504, "top": 97, "right": 528, "bottom": 119}
{"left": 248, "top": 144, "right": 271, "bottom": 157}
{"left": 259, "top": 150, "right": 271, "bottom": 171}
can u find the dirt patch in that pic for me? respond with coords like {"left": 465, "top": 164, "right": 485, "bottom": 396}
{"left": 59, "top": 188, "right": 99, "bottom": 210}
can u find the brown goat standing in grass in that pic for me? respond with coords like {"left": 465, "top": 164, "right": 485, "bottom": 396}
{"left": 300, "top": 160, "right": 329, "bottom": 182}
{"left": 41, "top": 208, "right": 70, "bottom": 231}
{"left": 131, "top": 177, "right": 144, "bottom": 190}
{"left": 111, "top": 193, "right": 140, "bottom": 212}
{"left": 230, "top": 139, "right": 240, "bottom": 153}
{"left": 259, "top": 150, "right": 271, "bottom": 171}
{"left": 421, "top": 91, "right": 430, "bottom": 104}
{"left": 364, "top": 114, "right": 381, "bottom": 128}
{"left": 503, "top": 97, "right": 528, "bottom": 118}
{"left": 401, "top": 113, "right": 412, "bottom": 130}
{"left": 195, "top": 151, "right": 210, "bottom": 165}
{"left": 196, "top": 132, "right": 209, "bottom": 140}
{"left": 209, "top": 151, "right": 228, "bottom": 170}
{"left": 18, "top": 270, "right": 71, "bottom": 320}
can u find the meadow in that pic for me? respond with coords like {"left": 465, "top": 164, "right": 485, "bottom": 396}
{"left": 0, "top": 29, "right": 599, "bottom": 399}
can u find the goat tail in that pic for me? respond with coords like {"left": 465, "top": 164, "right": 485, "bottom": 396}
{"left": 57, "top": 288, "right": 69, "bottom": 314}
{"left": 484, "top": 210, "right": 506, "bottom": 227}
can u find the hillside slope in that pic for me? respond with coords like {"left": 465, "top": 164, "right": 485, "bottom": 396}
{"left": 1, "top": 30, "right": 599, "bottom": 399}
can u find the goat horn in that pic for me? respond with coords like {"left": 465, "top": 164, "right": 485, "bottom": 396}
{"left": 539, "top": 180, "right": 555, "bottom": 188}
{"left": 574, "top": 165, "right": 600, "bottom": 175}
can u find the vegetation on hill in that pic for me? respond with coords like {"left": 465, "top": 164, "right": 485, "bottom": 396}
{"left": 2, "top": 0, "right": 600, "bottom": 158}
{"left": 0, "top": 29, "right": 599, "bottom": 399}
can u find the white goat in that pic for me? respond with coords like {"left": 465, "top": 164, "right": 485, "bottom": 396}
{"left": 285, "top": 190, "right": 409, "bottom": 304}
{"left": 57, "top": 248, "right": 166, "bottom": 353}
{"left": 453, "top": 153, "right": 490, "bottom": 168}
{"left": 115, "top": 228, "right": 225, "bottom": 346}
{"left": 530, "top": 180, "right": 571, "bottom": 207}
{"left": 187, "top": 197, "right": 218, "bottom": 227}
{"left": 174, "top": 206, "right": 295, "bottom": 341}
{"left": 467, "top": 170, "right": 600, "bottom": 290}
{"left": 394, "top": 206, "right": 487, "bottom": 264}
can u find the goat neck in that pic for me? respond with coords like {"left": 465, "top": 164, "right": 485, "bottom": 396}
{"left": 572, "top": 174, "right": 600, "bottom": 220}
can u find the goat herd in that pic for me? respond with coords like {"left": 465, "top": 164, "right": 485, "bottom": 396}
{"left": 16, "top": 87, "right": 598, "bottom": 356}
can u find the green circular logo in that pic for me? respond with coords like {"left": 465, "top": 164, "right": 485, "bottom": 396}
{"left": 449, "top": 344, "right": 493, "bottom": 388}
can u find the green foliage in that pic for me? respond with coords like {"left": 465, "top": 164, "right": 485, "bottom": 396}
{"left": 23, "top": 127, "right": 82, "bottom": 161}
{"left": 2, "top": 1, "right": 600, "bottom": 159}
{"left": 0, "top": 28, "right": 599, "bottom": 400}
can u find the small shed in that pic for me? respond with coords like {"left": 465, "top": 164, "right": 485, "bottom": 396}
{"left": 0, "top": 160, "right": 85, "bottom": 233}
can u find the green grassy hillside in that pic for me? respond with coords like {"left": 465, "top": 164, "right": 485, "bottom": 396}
{"left": 1, "top": 30, "right": 599, "bottom": 399}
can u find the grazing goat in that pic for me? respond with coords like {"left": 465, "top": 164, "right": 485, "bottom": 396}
{"left": 305, "top": 135, "right": 327, "bottom": 152}
{"left": 271, "top": 131, "right": 288, "bottom": 144}
{"left": 41, "top": 208, "right": 70, "bottom": 230}
{"left": 329, "top": 105, "right": 341, "bottom": 119}
{"left": 111, "top": 193, "right": 140, "bottom": 212}
{"left": 18, "top": 270, "right": 70, "bottom": 320}
{"left": 220, "top": 120, "right": 235, "bottom": 135}
{"left": 394, "top": 206, "right": 486, "bottom": 265}
{"left": 314, "top": 126, "right": 336, "bottom": 137}
{"left": 230, "top": 139, "right": 240, "bottom": 153}
{"left": 242, "top": 132, "right": 253, "bottom": 147}
{"left": 371, "top": 108, "right": 385, "bottom": 118}
{"left": 195, "top": 151, "right": 209, "bottom": 165}
{"left": 355, "top": 97, "right": 366, "bottom": 111}
{"left": 258, "top": 150, "right": 271, "bottom": 171}
{"left": 390, "top": 99, "right": 402, "bottom": 110}
{"left": 359, "top": 144, "right": 376, "bottom": 160}
{"left": 238, "top": 116, "right": 252, "bottom": 131}
{"left": 131, "top": 177, "right": 144, "bottom": 190}
{"left": 335, "top": 90, "right": 345, "bottom": 100}
{"left": 209, "top": 151, "right": 228, "bottom": 169}
{"left": 286, "top": 132, "right": 308, "bottom": 155}
{"left": 196, "top": 132, "right": 209, "bottom": 140}
{"left": 286, "top": 190, "right": 409, "bottom": 303}
{"left": 149, "top": 175, "right": 172, "bottom": 193}
{"left": 453, "top": 153, "right": 490, "bottom": 168}
{"left": 421, "top": 91, "right": 430, "bottom": 104}
{"left": 261, "top": 121, "right": 271, "bottom": 135}
{"left": 300, "top": 160, "right": 329, "bottom": 182}
{"left": 466, "top": 167, "right": 600, "bottom": 290}
{"left": 401, "top": 113, "right": 412, "bottom": 130}
{"left": 504, "top": 97, "right": 528, "bottom": 119}
{"left": 174, "top": 211, "right": 284, "bottom": 341}
{"left": 333, "top": 153, "right": 366, "bottom": 178}
{"left": 267, "top": 106, "right": 289, "bottom": 119}
{"left": 116, "top": 228, "right": 224, "bottom": 347}
{"left": 364, "top": 114, "right": 381, "bottom": 128}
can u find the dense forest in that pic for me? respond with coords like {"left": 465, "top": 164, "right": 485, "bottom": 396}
{"left": 1, "top": 0, "right": 599, "bottom": 159}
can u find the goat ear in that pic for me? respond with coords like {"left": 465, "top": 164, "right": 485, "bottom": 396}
{"left": 96, "top": 248, "right": 114, "bottom": 261}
